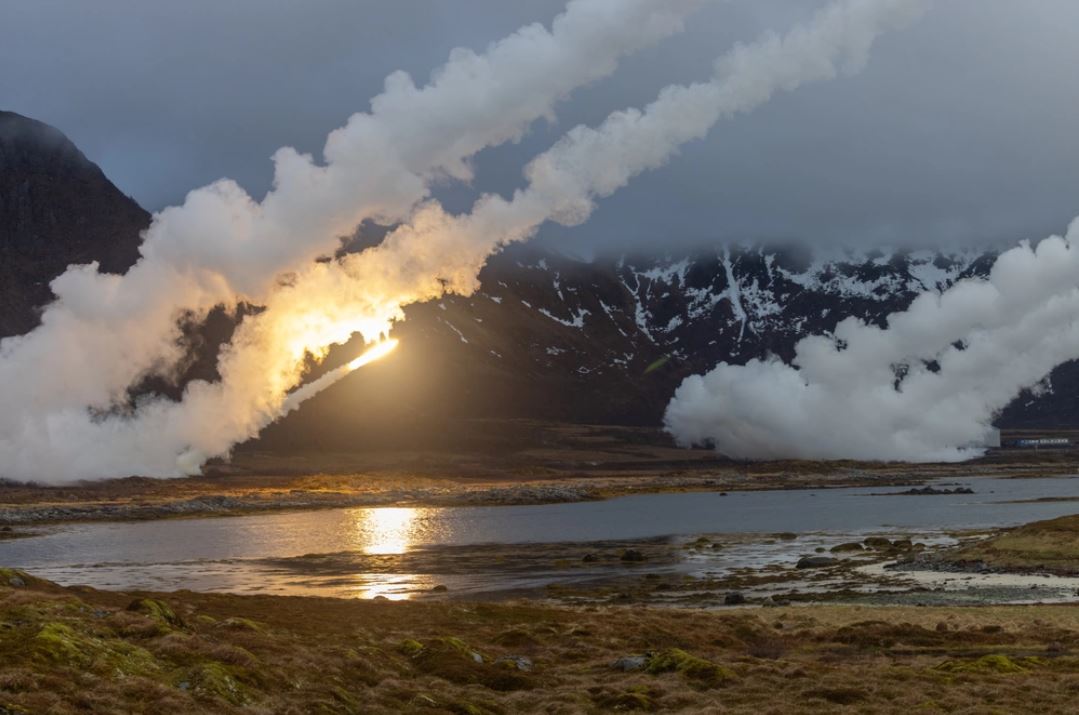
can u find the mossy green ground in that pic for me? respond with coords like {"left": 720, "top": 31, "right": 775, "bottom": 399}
{"left": 948, "top": 514, "right": 1079, "bottom": 573}
{"left": 4, "top": 569, "right": 1079, "bottom": 713}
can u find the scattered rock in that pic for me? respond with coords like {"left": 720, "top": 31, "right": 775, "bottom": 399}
{"left": 863, "top": 537, "right": 893, "bottom": 550}
{"left": 496, "top": 655, "right": 533, "bottom": 672}
{"left": 582, "top": 553, "right": 598, "bottom": 563}
{"left": 830, "top": 542, "right": 864, "bottom": 553}
{"left": 611, "top": 655, "right": 649, "bottom": 672}
{"left": 0, "top": 568, "right": 29, "bottom": 588}
{"left": 723, "top": 592, "right": 746, "bottom": 605}
{"left": 431, "top": 584, "right": 448, "bottom": 593}
{"left": 620, "top": 549, "right": 646, "bottom": 562}
{"left": 775, "top": 532, "right": 798, "bottom": 541}
{"left": 896, "top": 486, "right": 974, "bottom": 496}
{"left": 796, "top": 556, "right": 837, "bottom": 569}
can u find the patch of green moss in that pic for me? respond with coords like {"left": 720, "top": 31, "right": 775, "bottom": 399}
{"left": 404, "top": 637, "right": 532, "bottom": 691}
{"left": 126, "top": 598, "right": 182, "bottom": 629}
{"left": 331, "top": 685, "right": 361, "bottom": 710}
{"left": 399, "top": 639, "right": 424, "bottom": 656}
{"left": 449, "top": 704, "right": 484, "bottom": 715}
{"left": 216, "top": 616, "right": 264, "bottom": 632}
{"left": 646, "top": 648, "right": 735, "bottom": 688}
{"left": 179, "top": 662, "right": 250, "bottom": 705}
{"left": 32, "top": 621, "right": 159, "bottom": 677}
{"left": 0, "top": 568, "right": 29, "bottom": 588}
{"left": 934, "top": 654, "right": 1038, "bottom": 674}
{"left": 441, "top": 637, "right": 482, "bottom": 660}
{"left": 31, "top": 623, "right": 87, "bottom": 666}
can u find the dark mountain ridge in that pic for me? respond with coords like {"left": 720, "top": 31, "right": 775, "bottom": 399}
{"left": 0, "top": 110, "right": 147, "bottom": 336}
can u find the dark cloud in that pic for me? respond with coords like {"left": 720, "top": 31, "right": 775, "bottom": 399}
{"left": 3, "top": 0, "right": 1079, "bottom": 251}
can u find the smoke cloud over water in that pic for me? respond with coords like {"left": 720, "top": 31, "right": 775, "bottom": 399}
{"left": 665, "top": 218, "right": 1079, "bottom": 463}
{"left": 2, "top": 0, "right": 929, "bottom": 483}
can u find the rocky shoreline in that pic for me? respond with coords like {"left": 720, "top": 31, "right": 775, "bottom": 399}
{"left": 0, "top": 471, "right": 931, "bottom": 527}
{"left": 0, "top": 484, "right": 598, "bottom": 526}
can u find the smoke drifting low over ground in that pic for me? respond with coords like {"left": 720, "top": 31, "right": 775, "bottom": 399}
{"left": 1, "top": 0, "right": 1002, "bottom": 483}
{"left": 665, "top": 218, "right": 1079, "bottom": 462}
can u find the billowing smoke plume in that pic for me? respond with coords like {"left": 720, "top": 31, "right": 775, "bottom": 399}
{"left": 0, "top": 0, "right": 700, "bottom": 481}
{"left": 0, "top": 0, "right": 928, "bottom": 482}
{"left": 665, "top": 218, "right": 1079, "bottom": 462}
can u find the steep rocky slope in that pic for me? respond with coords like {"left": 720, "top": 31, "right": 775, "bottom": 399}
{"left": 0, "top": 111, "right": 148, "bottom": 336}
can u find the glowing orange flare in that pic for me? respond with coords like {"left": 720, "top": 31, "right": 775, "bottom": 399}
{"left": 347, "top": 338, "right": 399, "bottom": 371}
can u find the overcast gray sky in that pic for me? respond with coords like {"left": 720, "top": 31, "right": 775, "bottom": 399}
{"left": 3, "top": 0, "right": 1079, "bottom": 252}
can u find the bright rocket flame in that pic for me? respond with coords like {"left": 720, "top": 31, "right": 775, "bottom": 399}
{"left": 347, "top": 338, "right": 399, "bottom": 371}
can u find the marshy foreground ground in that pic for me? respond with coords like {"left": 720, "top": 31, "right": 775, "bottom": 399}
{"left": 4, "top": 517, "right": 1079, "bottom": 713}
{"left": 4, "top": 566, "right": 1079, "bottom": 714}
{"left": 5, "top": 424, "right": 1079, "bottom": 712}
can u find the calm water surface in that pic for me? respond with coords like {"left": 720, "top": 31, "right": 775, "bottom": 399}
{"left": 4, "top": 476, "right": 1079, "bottom": 598}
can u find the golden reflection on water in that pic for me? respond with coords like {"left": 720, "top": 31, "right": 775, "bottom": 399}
{"left": 352, "top": 575, "right": 431, "bottom": 601}
{"left": 354, "top": 506, "right": 422, "bottom": 555}
{"left": 348, "top": 506, "right": 436, "bottom": 600}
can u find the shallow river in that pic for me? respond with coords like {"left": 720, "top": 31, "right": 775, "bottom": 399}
{"left": 4, "top": 476, "right": 1079, "bottom": 599}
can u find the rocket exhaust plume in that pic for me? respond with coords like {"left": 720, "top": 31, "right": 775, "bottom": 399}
{"left": 281, "top": 338, "right": 399, "bottom": 414}
{"left": 347, "top": 338, "right": 399, "bottom": 372}
{"left": 0, "top": 0, "right": 931, "bottom": 483}
{"left": 178, "top": 338, "right": 399, "bottom": 475}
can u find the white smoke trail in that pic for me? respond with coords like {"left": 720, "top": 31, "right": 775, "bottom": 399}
{"left": 116, "top": 0, "right": 928, "bottom": 478}
{"left": 0, "top": 0, "right": 700, "bottom": 482}
{"left": 0, "top": 0, "right": 929, "bottom": 482}
{"left": 665, "top": 217, "right": 1079, "bottom": 462}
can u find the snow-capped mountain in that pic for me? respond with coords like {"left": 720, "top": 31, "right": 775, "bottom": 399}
{"left": 270, "top": 240, "right": 1073, "bottom": 448}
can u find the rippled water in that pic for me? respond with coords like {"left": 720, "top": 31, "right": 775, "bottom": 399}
{"left": 3, "top": 476, "right": 1079, "bottom": 598}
